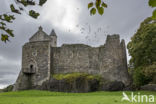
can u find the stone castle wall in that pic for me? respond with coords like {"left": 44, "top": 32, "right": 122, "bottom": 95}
{"left": 13, "top": 41, "right": 51, "bottom": 90}
{"left": 13, "top": 32, "right": 131, "bottom": 91}
{"left": 51, "top": 35, "right": 130, "bottom": 85}
{"left": 52, "top": 44, "right": 99, "bottom": 74}
{"left": 98, "top": 35, "right": 129, "bottom": 85}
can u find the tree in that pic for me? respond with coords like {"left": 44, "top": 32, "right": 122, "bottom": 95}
{"left": 127, "top": 17, "right": 156, "bottom": 86}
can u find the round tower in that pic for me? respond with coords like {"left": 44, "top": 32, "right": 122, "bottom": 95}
{"left": 50, "top": 29, "right": 57, "bottom": 47}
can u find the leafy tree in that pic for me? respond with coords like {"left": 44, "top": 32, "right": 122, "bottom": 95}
{"left": 142, "top": 62, "right": 156, "bottom": 83}
{"left": 127, "top": 17, "right": 156, "bottom": 86}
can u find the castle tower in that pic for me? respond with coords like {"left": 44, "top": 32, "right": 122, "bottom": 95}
{"left": 98, "top": 34, "right": 130, "bottom": 85}
{"left": 13, "top": 26, "right": 52, "bottom": 91}
{"left": 50, "top": 29, "right": 57, "bottom": 47}
{"left": 29, "top": 26, "right": 52, "bottom": 42}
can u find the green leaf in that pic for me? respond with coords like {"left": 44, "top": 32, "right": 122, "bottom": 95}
{"left": 3, "top": 14, "right": 11, "bottom": 22}
{"left": 29, "top": 10, "right": 40, "bottom": 19}
{"left": 0, "top": 22, "right": 6, "bottom": 26}
{"left": 10, "top": 4, "right": 21, "bottom": 14}
{"left": 5, "top": 29, "right": 14, "bottom": 37}
{"left": 1, "top": 34, "right": 9, "bottom": 42}
{"left": 98, "top": 7, "right": 104, "bottom": 15}
{"left": 21, "top": 0, "right": 28, "bottom": 6}
{"left": 88, "top": 2, "right": 93, "bottom": 9}
{"left": 96, "top": 0, "right": 101, "bottom": 8}
{"left": 152, "top": 9, "right": 156, "bottom": 19}
{"left": 27, "top": 0, "right": 35, "bottom": 5}
{"left": 102, "top": 2, "right": 107, "bottom": 8}
{"left": 16, "top": 0, "right": 35, "bottom": 6}
{"left": 10, "top": 4, "right": 15, "bottom": 11}
{"left": 39, "top": 0, "right": 47, "bottom": 6}
{"left": 90, "top": 8, "right": 96, "bottom": 15}
{"left": 149, "top": 0, "right": 156, "bottom": 7}
{"left": 9, "top": 15, "right": 15, "bottom": 20}
{"left": 2, "top": 14, "right": 15, "bottom": 23}
{"left": 0, "top": 26, "right": 5, "bottom": 30}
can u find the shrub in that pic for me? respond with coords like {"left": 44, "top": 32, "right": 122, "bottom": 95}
{"left": 133, "top": 67, "right": 152, "bottom": 87}
{"left": 142, "top": 62, "right": 156, "bottom": 83}
{"left": 2, "top": 85, "right": 14, "bottom": 92}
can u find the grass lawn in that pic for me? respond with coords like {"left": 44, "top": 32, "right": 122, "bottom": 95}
{"left": 0, "top": 90, "right": 155, "bottom": 104}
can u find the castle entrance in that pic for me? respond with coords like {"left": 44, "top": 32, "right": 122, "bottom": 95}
{"left": 23, "top": 64, "right": 36, "bottom": 89}
{"left": 24, "top": 73, "right": 33, "bottom": 89}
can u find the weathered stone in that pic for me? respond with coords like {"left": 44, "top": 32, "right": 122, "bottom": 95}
{"left": 141, "top": 84, "right": 156, "bottom": 91}
{"left": 101, "top": 81, "right": 125, "bottom": 91}
{"left": 36, "top": 77, "right": 100, "bottom": 93}
{"left": 13, "top": 27, "right": 131, "bottom": 92}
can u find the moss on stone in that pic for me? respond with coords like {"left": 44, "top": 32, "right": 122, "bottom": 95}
{"left": 52, "top": 73, "right": 101, "bottom": 83}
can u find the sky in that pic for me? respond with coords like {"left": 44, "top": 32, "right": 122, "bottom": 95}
{"left": 0, "top": 0, "right": 153, "bottom": 89}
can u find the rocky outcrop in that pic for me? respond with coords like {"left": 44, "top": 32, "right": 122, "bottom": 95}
{"left": 36, "top": 78, "right": 100, "bottom": 92}
{"left": 141, "top": 84, "right": 156, "bottom": 91}
{"left": 100, "top": 81, "right": 125, "bottom": 91}
{"left": 36, "top": 77, "right": 127, "bottom": 92}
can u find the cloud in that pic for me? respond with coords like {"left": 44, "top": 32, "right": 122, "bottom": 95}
{"left": 40, "top": 0, "right": 82, "bottom": 33}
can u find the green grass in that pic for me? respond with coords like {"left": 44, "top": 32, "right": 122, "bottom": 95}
{"left": 0, "top": 90, "right": 155, "bottom": 104}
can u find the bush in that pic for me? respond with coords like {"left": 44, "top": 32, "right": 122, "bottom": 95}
{"left": 142, "top": 62, "right": 156, "bottom": 83}
{"left": 133, "top": 67, "right": 152, "bottom": 87}
{"left": 2, "top": 85, "right": 14, "bottom": 92}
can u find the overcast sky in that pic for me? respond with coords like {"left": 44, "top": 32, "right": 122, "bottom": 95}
{"left": 0, "top": 0, "right": 153, "bottom": 89}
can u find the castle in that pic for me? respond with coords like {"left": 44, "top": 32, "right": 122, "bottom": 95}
{"left": 13, "top": 26, "right": 131, "bottom": 91}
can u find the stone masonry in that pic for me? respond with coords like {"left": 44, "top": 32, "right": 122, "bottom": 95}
{"left": 13, "top": 26, "right": 131, "bottom": 91}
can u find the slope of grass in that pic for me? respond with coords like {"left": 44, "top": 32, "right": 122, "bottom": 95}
{"left": 0, "top": 90, "right": 155, "bottom": 104}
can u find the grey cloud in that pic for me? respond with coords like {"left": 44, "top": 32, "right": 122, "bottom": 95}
{"left": 0, "top": 74, "right": 17, "bottom": 85}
